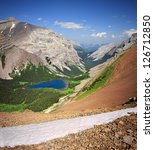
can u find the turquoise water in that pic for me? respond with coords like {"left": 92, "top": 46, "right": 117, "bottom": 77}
{"left": 28, "top": 79, "right": 67, "bottom": 90}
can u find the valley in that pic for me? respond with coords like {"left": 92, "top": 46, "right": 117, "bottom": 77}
{"left": 0, "top": 0, "right": 138, "bottom": 149}
{"left": 0, "top": 18, "right": 137, "bottom": 113}
{"left": 0, "top": 64, "right": 86, "bottom": 112}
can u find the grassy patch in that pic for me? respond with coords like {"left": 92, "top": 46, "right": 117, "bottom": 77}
{"left": 19, "top": 82, "right": 29, "bottom": 85}
{"left": 0, "top": 103, "right": 27, "bottom": 112}
{"left": 77, "top": 56, "right": 122, "bottom": 100}
{"left": 62, "top": 88, "right": 74, "bottom": 95}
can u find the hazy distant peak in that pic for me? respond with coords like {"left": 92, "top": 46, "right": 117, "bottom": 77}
{"left": 0, "top": 17, "right": 17, "bottom": 24}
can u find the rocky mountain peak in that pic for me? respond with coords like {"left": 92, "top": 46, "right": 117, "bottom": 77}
{"left": 89, "top": 33, "right": 137, "bottom": 62}
{"left": 0, "top": 17, "right": 17, "bottom": 24}
{"left": 0, "top": 18, "right": 85, "bottom": 79}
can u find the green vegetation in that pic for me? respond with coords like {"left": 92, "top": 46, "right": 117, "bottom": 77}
{"left": 10, "top": 63, "right": 57, "bottom": 82}
{"left": 62, "top": 88, "right": 74, "bottom": 95}
{"left": 62, "top": 65, "right": 84, "bottom": 77}
{"left": 77, "top": 56, "right": 121, "bottom": 100}
{"left": 72, "top": 71, "right": 89, "bottom": 80}
{"left": 19, "top": 81, "right": 29, "bottom": 85}
{"left": 0, "top": 103, "right": 27, "bottom": 112}
{"left": 0, "top": 63, "right": 88, "bottom": 112}
{"left": 68, "top": 80, "right": 80, "bottom": 88}
{"left": 0, "top": 79, "right": 64, "bottom": 112}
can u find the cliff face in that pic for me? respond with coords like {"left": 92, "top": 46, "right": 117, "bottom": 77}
{"left": 0, "top": 18, "right": 84, "bottom": 79}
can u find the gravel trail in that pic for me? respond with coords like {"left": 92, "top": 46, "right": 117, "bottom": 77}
{"left": 0, "top": 107, "right": 136, "bottom": 147}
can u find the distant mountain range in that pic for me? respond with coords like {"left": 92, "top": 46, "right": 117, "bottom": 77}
{"left": 89, "top": 33, "right": 137, "bottom": 60}
{"left": 74, "top": 33, "right": 137, "bottom": 69}
{"left": 0, "top": 18, "right": 137, "bottom": 79}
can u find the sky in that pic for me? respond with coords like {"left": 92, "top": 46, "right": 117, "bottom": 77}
{"left": 0, "top": 0, "right": 137, "bottom": 45}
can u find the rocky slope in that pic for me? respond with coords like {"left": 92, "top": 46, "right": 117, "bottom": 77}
{"left": 0, "top": 18, "right": 84, "bottom": 79}
{"left": 89, "top": 43, "right": 114, "bottom": 61}
{"left": 89, "top": 33, "right": 137, "bottom": 62}
{"left": 1, "top": 114, "right": 136, "bottom": 150}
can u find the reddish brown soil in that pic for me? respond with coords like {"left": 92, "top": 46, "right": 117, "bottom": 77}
{"left": 59, "top": 45, "right": 137, "bottom": 112}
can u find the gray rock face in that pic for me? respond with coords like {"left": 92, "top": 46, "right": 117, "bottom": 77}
{"left": 0, "top": 18, "right": 84, "bottom": 79}
{"left": 107, "top": 33, "right": 137, "bottom": 56}
{"left": 89, "top": 33, "right": 137, "bottom": 61}
{"left": 88, "top": 43, "right": 114, "bottom": 61}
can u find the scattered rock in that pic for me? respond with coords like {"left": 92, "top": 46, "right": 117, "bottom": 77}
{"left": 104, "top": 127, "right": 111, "bottom": 132}
{"left": 123, "top": 135, "right": 133, "bottom": 145}
{"left": 1, "top": 114, "right": 136, "bottom": 150}
{"left": 119, "top": 120, "right": 124, "bottom": 125}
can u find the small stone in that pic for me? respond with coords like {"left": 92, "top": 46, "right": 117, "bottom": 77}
{"left": 117, "top": 131, "right": 123, "bottom": 136}
{"left": 119, "top": 121, "right": 124, "bottom": 125}
{"left": 104, "top": 127, "right": 111, "bottom": 132}
{"left": 115, "top": 133, "right": 120, "bottom": 139}
{"left": 127, "top": 129, "right": 133, "bottom": 133}
{"left": 123, "top": 135, "right": 133, "bottom": 145}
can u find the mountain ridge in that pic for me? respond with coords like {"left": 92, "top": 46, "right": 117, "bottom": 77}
{"left": 0, "top": 18, "right": 85, "bottom": 79}
{"left": 89, "top": 33, "right": 137, "bottom": 62}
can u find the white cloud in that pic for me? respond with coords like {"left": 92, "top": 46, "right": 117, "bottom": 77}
{"left": 108, "top": 25, "right": 112, "bottom": 28}
{"left": 54, "top": 21, "right": 85, "bottom": 29}
{"left": 37, "top": 17, "right": 43, "bottom": 21}
{"left": 111, "top": 34, "right": 115, "bottom": 38}
{"left": 91, "top": 32, "right": 107, "bottom": 38}
{"left": 123, "top": 28, "right": 137, "bottom": 37}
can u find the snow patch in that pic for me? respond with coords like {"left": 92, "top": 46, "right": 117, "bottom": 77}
{"left": 24, "top": 23, "right": 27, "bottom": 28}
{"left": 0, "top": 107, "right": 136, "bottom": 147}
{"left": 9, "top": 23, "right": 15, "bottom": 33}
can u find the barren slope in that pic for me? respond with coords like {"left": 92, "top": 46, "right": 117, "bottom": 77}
{"left": 59, "top": 45, "right": 137, "bottom": 111}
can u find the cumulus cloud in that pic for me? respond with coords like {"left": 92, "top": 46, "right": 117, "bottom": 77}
{"left": 91, "top": 32, "right": 107, "bottom": 38}
{"left": 54, "top": 21, "right": 85, "bottom": 29}
{"left": 111, "top": 34, "right": 115, "bottom": 38}
{"left": 37, "top": 17, "right": 43, "bottom": 21}
{"left": 123, "top": 28, "right": 137, "bottom": 37}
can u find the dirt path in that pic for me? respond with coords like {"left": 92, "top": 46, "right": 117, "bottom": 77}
{"left": 0, "top": 107, "right": 136, "bottom": 148}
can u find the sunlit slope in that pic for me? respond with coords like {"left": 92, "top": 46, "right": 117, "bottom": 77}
{"left": 60, "top": 45, "right": 137, "bottom": 111}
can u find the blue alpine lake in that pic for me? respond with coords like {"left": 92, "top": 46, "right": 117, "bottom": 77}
{"left": 28, "top": 79, "right": 67, "bottom": 90}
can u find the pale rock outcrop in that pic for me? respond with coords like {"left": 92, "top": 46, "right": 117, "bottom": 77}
{"left": 0, "top": 18, "right": 85, "bottom": 79}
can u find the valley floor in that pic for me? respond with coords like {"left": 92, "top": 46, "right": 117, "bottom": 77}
{"left": 0, "top": 107, "right": 136, "bottom": 149}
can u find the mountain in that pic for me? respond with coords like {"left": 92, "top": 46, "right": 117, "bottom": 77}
{"left": 73, "top": 33, "right": 137, "bottom": 70}
{"left": 88, "top": 43, "right": 114, "bottom": 61}
{"left": 88, "top": 33, "right": 137, "bottom": 63}
{"left": 0, "top": 18, "right": 85, "bottom": 79}
{"left": 107, "top": 33, "right": 137, "bottom": 56}
{"left": 73, "top": 44, "right": 91, "bottom": 61}
{"left": 80, "top": 43, "right": 102, "bottom": 52}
